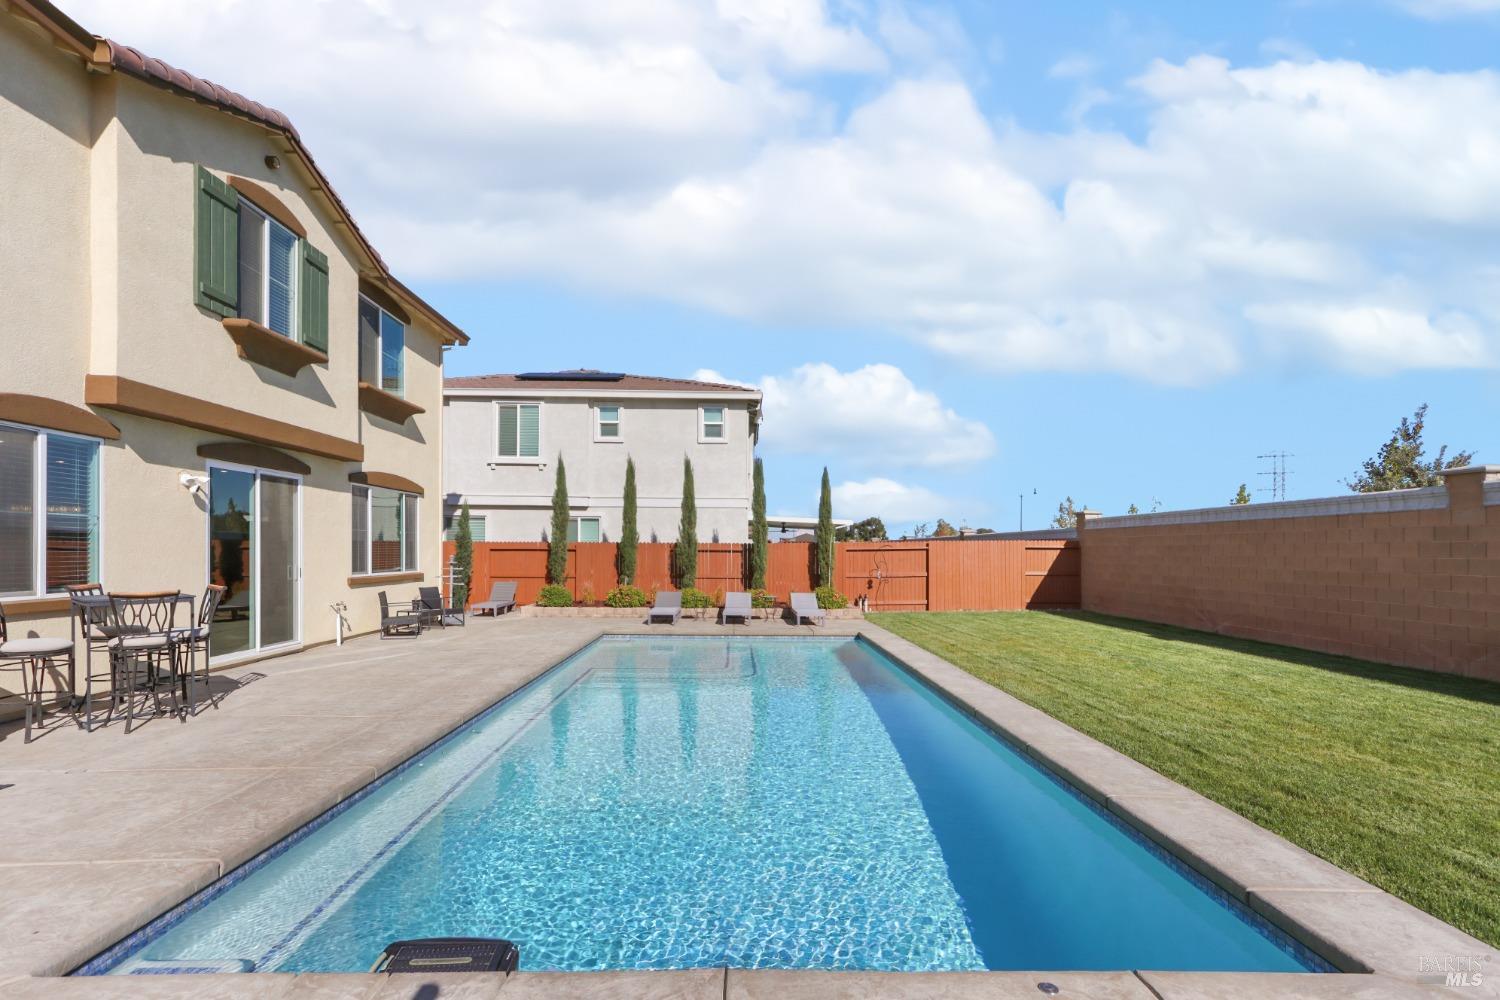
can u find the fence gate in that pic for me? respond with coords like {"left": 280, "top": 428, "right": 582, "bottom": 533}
{"left": 841, "top": 545, "right": 929, "bottom": 611}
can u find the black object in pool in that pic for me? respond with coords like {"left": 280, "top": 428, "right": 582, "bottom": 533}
{"left": 372, "top": 938, "right": 520, "bottom": 974}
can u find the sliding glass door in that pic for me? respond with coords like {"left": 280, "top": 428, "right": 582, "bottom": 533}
{"left": 208, "top": 465, "right": 300, "bottom": 658}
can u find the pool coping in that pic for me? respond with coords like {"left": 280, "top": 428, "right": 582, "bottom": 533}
{"left": 5, "top": 618, "right": 1492, "bottom": 998}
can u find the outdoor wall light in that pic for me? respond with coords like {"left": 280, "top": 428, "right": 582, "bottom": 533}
{"left": 178, "top": 472, "right": 208, "bottom": 500}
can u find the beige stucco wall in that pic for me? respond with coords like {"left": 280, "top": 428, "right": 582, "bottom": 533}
{"left": 1, "top": 14, "right": 456, "bottom": 708}
{"left": 444, "top": 394, "right": 756, "bottom": 543}
{"left": 0, "top": 17, "right": 92, "bottom": 402}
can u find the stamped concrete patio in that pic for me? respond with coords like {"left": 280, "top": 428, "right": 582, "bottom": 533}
{"left": 0, "top": 615, "right": 1489, "bottom": 999}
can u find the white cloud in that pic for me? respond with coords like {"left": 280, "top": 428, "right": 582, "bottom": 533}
{"left": 831, "top": 477, "right": 949, "bottom": 521}
{"left": 1390, "top": 0, "right": 1500, "bottom": 18}
{"left": 1246, "top": 302, "right": 1494, "bottom": 372}
{"left": 68, "top": 3, "right": 1500, "bottom": 382}
{"left": 694, "top": 363, "right": 996, "bottom": 467}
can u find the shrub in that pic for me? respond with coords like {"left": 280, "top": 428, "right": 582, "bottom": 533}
{"left": 605, "top": 585, "right": 649, "bottom": 608}
{"left": 814, "top": 585, "right": 848, "bottom": 610}
{"left": 537, "top": 584, "right": 574, "bottom": 607}
{"left": 680, "top": 587, "right": 713, "bottom": 609}
{"left": 751, "top": 588, "right": 777, "bottom": 609}
{"left": 580, "top": 585, "right": 596, "bottom": 606}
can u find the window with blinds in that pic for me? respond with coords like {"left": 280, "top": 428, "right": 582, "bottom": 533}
{"left": 238, "top": 202, "right": 298, "bottom": 339}
{"left": 443, "top": 514, "right": 486, "bottom": 542}
{"left": 45, "top": 435, "right": 100, "bottom": 592}
{"left": 0, "top": 424, "right": 100, "bottom": 598}
{"left": 496, "top": 403, "right": 540, "bottom": 459}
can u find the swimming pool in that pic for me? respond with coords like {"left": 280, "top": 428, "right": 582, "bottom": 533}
{"left": 88, "top": 636, "right": 1325, "bottom": 975}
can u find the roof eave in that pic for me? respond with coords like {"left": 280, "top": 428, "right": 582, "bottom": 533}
{"left": 10, "top": 2, "right": 471, "bottom": 349}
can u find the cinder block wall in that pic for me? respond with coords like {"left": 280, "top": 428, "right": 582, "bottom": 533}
{"left": 1077, "top": 468, "right": 1500, "bottom": 682}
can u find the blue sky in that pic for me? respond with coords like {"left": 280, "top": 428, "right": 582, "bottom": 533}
{"left": 74, "top": 0, "right": 1500, "bottom": 531}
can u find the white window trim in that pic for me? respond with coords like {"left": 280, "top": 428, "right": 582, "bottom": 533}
{"left": 698, "top": 405, "right": 727, "bottom": 444}
{"left": 593, "top": 402, "right": 622, "bottom": 443}
{"left": 351, "top": 484, "right": 420, "bottom": 576}
{"left": 359, "top": 293, "right": 406, "bottom": 399}
{"left": 0, "top": 419, "right": 104, "bottom": 600}
{"left": 491, "top": 400, "right": 544, "bottom": 465}
{"left": 240, "top": 201, "right": 299, "bottom": 341}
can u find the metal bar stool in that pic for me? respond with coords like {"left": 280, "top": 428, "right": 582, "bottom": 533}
{"left": 0, "top": 603, "right": 77, "bottom": 743}
{"left": 70, "top": 585, "right": 142, "bottom": 733}
{"left": 106, "top": 592, "right": 184, "bottom": 733}
{"left": 171, "top": 585, "right": 224, "bottom": 715}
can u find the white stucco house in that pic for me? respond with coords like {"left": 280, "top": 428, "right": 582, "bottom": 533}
{"left": 443, "top": 372, "right": 762, "bottom": 543}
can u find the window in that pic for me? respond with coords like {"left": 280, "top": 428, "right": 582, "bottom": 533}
{"left": 496, "top": 402, "right": 541, "bottom": 459}
{"left": 352, "top": 485, "right": 418, "bottom": 574}
{"left": 238, "top": 202, "right": 298, "bottom": 338}
{"left": 566, "top": 516, "right": 601, "bottom": 543}
{"left": 700, "top": 405, "right": 726, "bottom": 442}
{"left": 595, "top": 404, "right": 621, "bottom": 441}
{"left": 0, "top": 424, "right": 101, "bottom": 598}
{"left": 359, "top": 295, "right": 406, "bottom": 397}
{"left": 443, "top": 513, "right": 486, "bottom": 542}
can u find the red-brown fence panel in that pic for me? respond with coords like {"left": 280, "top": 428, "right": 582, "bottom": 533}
{"left": 446, "top": 537, "right": 1080, "bottom": 610}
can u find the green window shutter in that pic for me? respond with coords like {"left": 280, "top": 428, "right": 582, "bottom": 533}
{"left": 194, "top": 166, "right": 238, "bottom": 317}
{"left": 498, "top": 404, "right": 518, "bottom": 457}
{"left": 519, "top": 404, "right": 540, "bottom": 457}
{"left": 300, "top": 243, "right": 329, "bottom": 353}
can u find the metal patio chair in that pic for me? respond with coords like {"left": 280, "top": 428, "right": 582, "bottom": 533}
{"left": 106, "top": 592, "right": 186, "bottom": 733}
{"left": 378, "top": 591, "right": 422, "bottom": 638}
{"left": 0, "top": 603, "right": 77, "bottom": 743}
{"left": 415, "top": 586, "right": 465, "bottom": 628}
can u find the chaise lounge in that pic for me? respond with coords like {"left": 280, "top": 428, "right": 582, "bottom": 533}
{"left": 789, "top": 592, "right": 826, "bottom": 626}
{"left": 648, "top": 590, "right": 682, "bottom": 625}
{"left": 721, "top": 591, "right": 751, "bottom": 625}
{"left": 471, "top": 581, "right": 517, "bottom": 617}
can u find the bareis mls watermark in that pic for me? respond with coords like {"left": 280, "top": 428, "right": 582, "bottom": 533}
{"left": 1418, "top": 954, "right": 1487, "bottom": 988}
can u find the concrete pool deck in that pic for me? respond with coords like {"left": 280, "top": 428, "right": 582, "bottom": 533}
{"left": 0, "top": 616, "right": 1489, "bottom": 998}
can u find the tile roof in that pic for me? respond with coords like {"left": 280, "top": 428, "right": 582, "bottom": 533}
{"left": 445, "top": 371, "right": 760, "bottom": 394}
{"left": 11, "top": 1, "right": 468, "bottom": 346}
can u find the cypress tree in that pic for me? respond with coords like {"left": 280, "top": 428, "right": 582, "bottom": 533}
{"left": 675, "top": 456, "right": 697, "bottom": 587}
{"left": 815, "top": 466, "right": 835, "bottom": 588}
{"left": 547, "top": 455, "right": 569, "bottom": 586}
{"left": 619, "top": 456, "right": 639, "bottom": 585}
{"left": 749, "top": 457, "right": 767, "bottom": 589}
{"left": 452, "top": 501, "right": 474, "bottom": 606}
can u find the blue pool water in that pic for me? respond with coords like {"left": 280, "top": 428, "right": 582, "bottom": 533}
{"left": 94, "top": 637, "right": 1320, "bottom": 974}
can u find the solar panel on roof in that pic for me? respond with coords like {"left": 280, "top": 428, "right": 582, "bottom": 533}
{"left": 515, "top": 371, "right": 626, "bottom": 382}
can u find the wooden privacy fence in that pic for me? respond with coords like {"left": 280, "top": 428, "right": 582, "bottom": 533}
{"left": 444, "top": 538, "right": 1080, "bottom": 611}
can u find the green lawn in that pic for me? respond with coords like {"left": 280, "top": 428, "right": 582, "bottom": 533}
{"left": 870, "top": 610, "right": 1500, "bottom": 947}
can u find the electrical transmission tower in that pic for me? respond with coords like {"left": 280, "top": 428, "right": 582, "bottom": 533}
{"left": 1257, "top": 452, "right": 1293, "bottom": 501}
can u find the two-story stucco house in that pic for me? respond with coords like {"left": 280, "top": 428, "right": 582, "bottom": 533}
{"left": 0, "top": 1, "right": 466, "bottom": 667}
{"left": 443, "top": 372, "right": 762, "bottom": 544}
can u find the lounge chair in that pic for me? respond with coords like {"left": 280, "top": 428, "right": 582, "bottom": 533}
{"left": 416, "top": 586, "right": 464, "bottom": 628}
{"left": 378, "top": 591, "right": 422, "bottom": 638}
{"left": 648, "top": 590, "right": 682, "bottom": 625}
{"left": 721, "top": 591, "right": 751, "bottom": 625}
{"left": 471, "top": 581, "right": 517, "bottom": 617}
{"left": 790, "top": 592, "right": 826, "bottom": 626}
